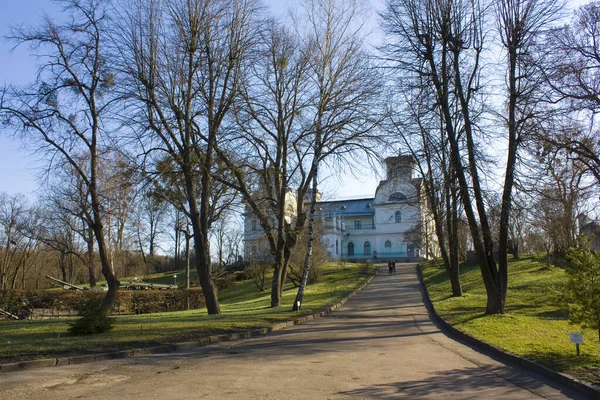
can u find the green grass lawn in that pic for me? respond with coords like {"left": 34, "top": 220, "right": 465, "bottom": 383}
{"left": 0, "top": 262, "right": 374, "bottom": 364}
{"left": 420, "top": 256, "right": 600, "bottom": 384}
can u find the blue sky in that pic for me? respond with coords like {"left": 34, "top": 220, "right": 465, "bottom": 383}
{"left": 0, "top": 0, "right": 384, "bottom": 202}
{"left": 0, "top": 1, "right": 62, "bottom": 198}
{"left": 1, "top": 0, "right": 585, "bottom": 203}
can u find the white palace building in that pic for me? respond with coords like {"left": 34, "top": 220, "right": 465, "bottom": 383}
{"left": 244, "top": 156, "right": 429, "bottom": 262}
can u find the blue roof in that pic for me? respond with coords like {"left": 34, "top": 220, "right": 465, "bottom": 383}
{"left": 317, "top": 198, "right": 375, "bottom": 217}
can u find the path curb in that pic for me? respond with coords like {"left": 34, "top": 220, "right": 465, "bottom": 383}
{"left": 416, "top": 265, "right": 600, "bottom": 400}
{"left": 0, "top": 270, "right": 375, "bottom": 374}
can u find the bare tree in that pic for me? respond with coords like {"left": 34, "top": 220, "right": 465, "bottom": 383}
{"left": 0, "top": 193, "right": 28, "bottom": 290}
{"left": 496, "top": 0, "right": 565, "bottom": 308}
{"left": 98, "top": 152, "right": 137, "bottom": 277}
{"left": 38, "top": 206, "right": 85, "bottom": 284}
{"left": 0, "top": 0, "right": 120, "bottom": 314}
{"left": 218, "top": 0, "right": 381, "bottom": 308}
{"left": 133, "top": 188, "right": 168, "bottom": 264}
{"left": 216, "top": 20, "right": 312, "bottom": 308}
{"left": 527, "top": 2, "right": 600, "bottom": 191}
{"left": 530, "top": 149, "right": 592, "bottom": 257}
{"left": 385, "top": 85, "right": 464, "bottom": 296}
{"left": 292, "top": 0, "right": 382, "bottom": 310}
{"left": 381, "top": 0, "right": 510, "bottom": 313}
{"left": 115, "top": 0, "right": 259, "bottom": 313}
{"left": 42, "top": 158, "right": 98, "bottom": 286}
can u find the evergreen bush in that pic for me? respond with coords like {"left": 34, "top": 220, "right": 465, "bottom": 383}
{"left": 69, "top": 293, "right": 113, "bottom": 335}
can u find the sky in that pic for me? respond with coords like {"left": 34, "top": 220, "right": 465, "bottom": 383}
{"left": 0, "top": 0, "right": 585, "bottom": 204}
{"left": 0, "top": 0, "right": 387, "bottom": 203}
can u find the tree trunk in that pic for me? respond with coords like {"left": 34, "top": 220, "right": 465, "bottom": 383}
{"left": 450, "top": 50, "right": 503, "bottom": 314}
{"left": 174, "top": 218, "right": 180, "bottom": 271}
{"left": 91, "top": 149, "right": 119, "bottom": 315}
{"left": 60, "top": 253, "right": 67, "bottom": 283}
{"left": 293, "top": 172, "right": 318, "bottom": 311}
{"left": 87, "top": 226, "right": 96, "bottom": 287}
{"left": 448, "top": 182, "right": 463, "bottom": 297}
{"left": 94, "top": 220, "right": 120, "bottom": 315}
{"left": 185, "top": 231, "right": 191, "bottom": 289}
{"left": 279, "top": 246, "right": 293, "bottom": 298}
{"left": 498, "top": 41, "right": 520, "bottom": 311}
{"left": 190, "top": 201, "right": 220, "bottom": 314}
{"left": 271, "top": 256, "right": 284, "bottom": 308}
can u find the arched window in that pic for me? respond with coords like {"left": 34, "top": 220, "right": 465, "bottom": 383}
{"left": 389, "top": 192, "right": 407, "bottom": 202}
{"left": 347, "top": 242, "right": 355, "bottom": 256}
{"left": 364, "top": 241, "right": 371, "bottom": 256}
{"left": 395, "top": 211, "right": 402, "bottom": 223}
{"left": 385, "top": 240, "right": 392, "bottom": 250}
{"left": 251, "top": 219, "right": 257, "bottom": 231}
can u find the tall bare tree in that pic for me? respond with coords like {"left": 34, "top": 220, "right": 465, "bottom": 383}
{"left": 533, "top": 1, "right": 600, "bottom": 189}
{"left": 386, "top": 88, "right": 463, "bottom": 296}
{"left": 381, "top": 0, "right": 505, "bottom": 312}
{"left": 0, "top": 0, "right": 120, "bottom": 313}
{"left": 116, "top": 0, "right": 259, "bottom": 313}
{"left": 42, "top": 158, "right": 98, "bottom": 286}
{"left": 218, "top": 0, "right": 380, "bottom": 308}
{"left": 293, "top": 0, "right": 382, "bottom": 310}
{"left": 216, "top": 20, "right": 312, "bottom": 307}
{"left": 496, "top": 0, "right": 565, "bottom": 308}
{"left": 0, "top": 193, "right": 30, "bottom": 290}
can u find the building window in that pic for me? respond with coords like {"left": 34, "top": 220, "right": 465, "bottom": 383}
{"left": 364, "top": 241, "right": 371, "bottom": 256}
{"left": 251, "top": 220, "right": 257, "bottom": 231}
{"left": 336, "top": 240, "right": 339, "bottom": 255}
{"left": 389, "top": 192, "right": 407, "bottom": 202}
{"left": 395, "top": 211, "right": 402, "bottom": 223}
{"left": 354, "top": 220, "right": 362, "bottom": 230}
{"left": 251, "top": 246, "right": 257, "bottom": 257}
{"left": 348, "top": 242, "right": 355, "bottom": 256}
{"left": 385, "top": 240, "right": 392, "bottom": 250}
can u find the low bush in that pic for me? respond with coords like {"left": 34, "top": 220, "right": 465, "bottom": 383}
{"left": 0, "top": 288, "right": 206, "bottom": 317}
{"left": 244, "top": 262, "right": 271, "bottom": 291}
{"left": 69, "top": 293, "right": 113, "bottom": 335}
{"left": 215, "top": 273, "right": 237, "bottom": 291}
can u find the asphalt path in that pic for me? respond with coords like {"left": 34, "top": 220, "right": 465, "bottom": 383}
{"left": 0, "top": 263, "right": 589, "bottom": 399}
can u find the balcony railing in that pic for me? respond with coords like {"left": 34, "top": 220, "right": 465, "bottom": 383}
{"left": 323, "top": 222, "right": 343, "bottom": 231}
{"left": 323, "top": 222, "right": 378, "bottom": 232}
{"left": 345, "top": 222, "right": 375, "bottom": 231}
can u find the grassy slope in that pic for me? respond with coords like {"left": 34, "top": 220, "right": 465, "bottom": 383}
{"left": 0, "top": 262, "right": 374, "bottom": 364}
{"left": 421, "top": 256, "right": 600, "bottom": 384}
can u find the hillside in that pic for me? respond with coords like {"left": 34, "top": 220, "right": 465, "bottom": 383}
{"left": 420, "top": 256, "right": 600, "bottom": 384}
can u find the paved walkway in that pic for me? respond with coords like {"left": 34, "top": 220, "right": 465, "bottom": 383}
{"left": 0, "top": 264, "right": 589, "bottom": 399}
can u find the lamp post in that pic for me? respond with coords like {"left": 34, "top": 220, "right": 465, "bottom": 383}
{"left": 173, "top": 274, "right": 177, "bottom": 287}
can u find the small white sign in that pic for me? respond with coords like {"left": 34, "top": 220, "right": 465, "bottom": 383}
{"left": 570, "top": 332, "right": 583, "bottom": 344}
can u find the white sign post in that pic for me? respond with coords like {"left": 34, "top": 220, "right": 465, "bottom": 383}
{"left": 570, "top": 332, "right": 583, "bottom": 356}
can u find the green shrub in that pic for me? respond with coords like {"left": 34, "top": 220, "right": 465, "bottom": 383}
{"left": 118, "top": 289, "right": 205, "bottom": 314}
{"left": 2, "top": 288, "right": 206, "bottom": 317}
{"left": 69, "top": 293, "right": 113, "bottom": 335}
{"left": 562, "top": 239, "right": 600, "bottom": 341}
